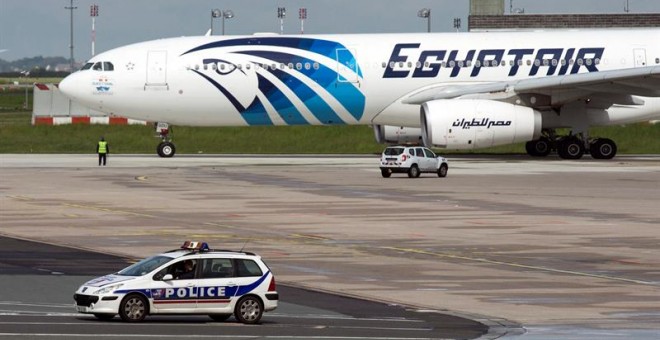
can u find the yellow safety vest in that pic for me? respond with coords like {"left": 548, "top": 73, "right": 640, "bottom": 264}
{"left": 98, "top": 141, "right": 108, "bottom": 153}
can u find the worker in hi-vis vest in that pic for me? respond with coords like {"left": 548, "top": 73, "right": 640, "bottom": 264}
{"left": 97, "top": 137, "right": 109, "bottom": 166}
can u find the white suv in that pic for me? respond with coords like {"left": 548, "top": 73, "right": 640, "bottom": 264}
{"left": 73, "top": 241, "right": 278, "bottom": 324}
{"left": 379, "top": 146, "right": 448, "bottom": 178}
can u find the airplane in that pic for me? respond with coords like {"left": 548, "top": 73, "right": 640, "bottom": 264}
{"left": 59, "top": 29, "right": 660, "bottom": 158}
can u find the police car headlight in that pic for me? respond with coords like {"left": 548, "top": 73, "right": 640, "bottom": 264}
{"left": 93, "top": 283, "right": 123, "bottom": 295}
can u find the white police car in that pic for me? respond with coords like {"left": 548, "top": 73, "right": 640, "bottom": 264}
{"left": 73, "top": 241, "right": 278, "bottom": 323}
{"left": 379, "top": 146, "right": 449, "bottom": 178}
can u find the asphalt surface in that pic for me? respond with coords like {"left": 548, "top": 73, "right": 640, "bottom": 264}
{"left": 1, "top": 154, "right": 659, "bottom": 339}
{"left": 0, "top": 236, "right": 488, "bottom": 339}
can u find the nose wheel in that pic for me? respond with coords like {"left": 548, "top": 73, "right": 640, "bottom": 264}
{"left": 157, "top": 141, "right": 176, "bottom": 157}
{"left": 155, "top": 122, "right": 176, "bottom": 158}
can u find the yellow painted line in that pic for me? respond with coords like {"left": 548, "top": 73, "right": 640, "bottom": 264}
{"left": 62, "top": 203, "right": 155, "bottom": 218}
{"left": 63, "top": 214, "right": 79, "bottom": 218}
{"left": 135, "top": 176, "right": 148, "bottom": 181}
{"left": 290, "top": 233, "right": 330, "bottom": 241}
{"left": 203, "top": 222, "right": 243, "bottom": 230}
{"left": 8, "top": 195, "right": 32, "bottom": 201}
{"left": 381, "top": 246, "right": 656, "bottom": 286}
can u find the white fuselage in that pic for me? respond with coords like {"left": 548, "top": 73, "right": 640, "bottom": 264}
{"left": 60, "top": 29, "right": 660, "bottom": 130}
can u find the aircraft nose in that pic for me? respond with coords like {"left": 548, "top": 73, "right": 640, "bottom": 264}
{"left": 58, "top": 72, "right": 83, "bottom": 101}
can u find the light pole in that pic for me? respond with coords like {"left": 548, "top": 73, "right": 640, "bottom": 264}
{"left": 90, "top": 4, "right": 98, "bottom": 57}
{"left": 277, "top": 7, "right": 286, "bottom": 35}
{"left": 65, "top": 0, "right": 77, "bottom": 73}
{"left": 221, "top": 10, "right": 234, "bottom": 35}
{"left": 417, "top": 8, "right": 431, "bottom": 33}
{"left": 211, "top": 9, "right": 221, "bottom": 35}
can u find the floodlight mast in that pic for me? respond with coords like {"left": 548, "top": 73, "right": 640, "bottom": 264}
{"left": 65, "top": 0, "right": 77, "bottom": 73}
{"left": 90, "top": 4, "right": 98, "bottom": 57}
{"left": 299, "top": 8, "right": 307, "bottom": 34}
{"left": 278, "top": 7, "right": 286, "bottom": 35}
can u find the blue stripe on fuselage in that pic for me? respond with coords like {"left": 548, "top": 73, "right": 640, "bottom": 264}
{"left": 241, "top": 50, "right": 365, "bottom": 121}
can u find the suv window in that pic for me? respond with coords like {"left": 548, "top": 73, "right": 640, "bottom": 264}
{"left": 415, "top": 148, "right": 424, "bottom": 157}
{"left": 236, "top": 259, "right": 263, "bottom": 277}
{"left": 384, "top": 147, "right": 404, "bottom": 156}
{"left": 200, "top": 258, "right": 234, "bottom": 279}
{"left": 423, "top": 149, "right": 435, "bottom": 158}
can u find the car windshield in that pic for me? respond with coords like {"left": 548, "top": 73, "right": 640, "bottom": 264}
{"left": 117, "top": 255, "right": 173, "bottom": 276}
{"left": 384, "top": 147, "right": 404, "bottom": 156}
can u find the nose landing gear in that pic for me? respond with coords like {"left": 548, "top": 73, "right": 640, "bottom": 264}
{"left": 155, "top": 122, "right": 176, "bottom": 158}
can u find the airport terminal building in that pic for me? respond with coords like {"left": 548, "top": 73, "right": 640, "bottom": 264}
{"left": 469, "top": 0, "right": 660, "bottom": 31}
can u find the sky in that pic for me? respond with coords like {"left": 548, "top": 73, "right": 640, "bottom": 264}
{"left": 0, "top": 0, "right": 659, "bottom": 62}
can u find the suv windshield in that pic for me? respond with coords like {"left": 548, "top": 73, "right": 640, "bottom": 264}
{"left": 384, "top": 147, "right": 405, "bottom": 156}
{"left": 117, "top": 255, "right": 172, "bottom": 276}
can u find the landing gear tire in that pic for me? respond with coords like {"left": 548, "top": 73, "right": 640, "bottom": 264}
{"left": 408, "top": 165, "right": 421, "bottom": 178}
{"left": 525, "top": 138, "right": 552, "bottom": 157}
{"left": 381, "top": 169, "right": 392, "bottom": 178}
{"left": 157, "top": 142, "right": 176, "bottom": 158}
{"left": 590, "top": 138, "right": 617, "bottom": 159}
{"left": 558, "top": 137, "right": 584, "bottom": 160}
{"left": 437, "top": 164, "right": 448, "bottom": 178}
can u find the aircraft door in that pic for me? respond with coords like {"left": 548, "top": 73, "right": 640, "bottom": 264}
{"left": 335, "top": 48, "right": 359, "bottom": 83}
{"left": 633, "top": 48, "right": 647, "bottom": 67}
{"left": 146, "top": 50, "right": 168, "bottom": 87}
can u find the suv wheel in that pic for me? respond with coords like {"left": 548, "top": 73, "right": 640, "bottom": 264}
{"left": 381, "top": 169, "right": 392, "bottom": 178}
{"left": 408, "top": 165, "right": 420, "bottom": 178}
{"left": 437, "top": 164, "right": 448, "bottom": 178}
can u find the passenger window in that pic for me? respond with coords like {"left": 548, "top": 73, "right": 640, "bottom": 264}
{"left": 313, "top": 62, "right": 319, "bottom": 70}
{"left": 236, "top": 259, "right": 263, "bottom": 277}
{"left": 200, "top": 258, "right": 234, "bottom": 279}
{"left": 381, "top": 61, "right": 387, "bottom": 68}
{"left": 304, "top": 63, "right": 311, "bottom": 70}
{"left": 415, "top": 148, "right": 424, "bottom": 157}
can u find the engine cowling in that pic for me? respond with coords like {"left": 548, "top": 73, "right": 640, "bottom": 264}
{"left": 373, "top": 125, "right": 423, "bottom": 145}
{"left": 420, "top": 99, "right": 542, "bottom": 149}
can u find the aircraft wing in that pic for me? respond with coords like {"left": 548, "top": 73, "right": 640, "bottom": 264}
{"left": 402, "top": 65, "right": 660, "bottom": 108}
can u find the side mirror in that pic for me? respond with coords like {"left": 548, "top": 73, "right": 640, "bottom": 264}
{"left": 162, "top": 274, "right": 173, "bottom": 281}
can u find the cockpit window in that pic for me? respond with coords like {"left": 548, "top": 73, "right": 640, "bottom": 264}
{"left": 81, "top": 62, "right": 93, "bottom": 71}
{"left": 89, "top": 61, "right": 114, "bottom": 71}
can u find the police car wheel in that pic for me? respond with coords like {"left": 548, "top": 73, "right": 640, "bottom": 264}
{"left": 209, "top": 314, "right": 232, "bottom": 322}
{"left": 94, "top": 313, "right": 115, "bottom": 320}
{"left": 119, "top": 294, "right": 148, "bottom": 322}
{"left": 234, "top": 296, "right": 263, "bottom": 324}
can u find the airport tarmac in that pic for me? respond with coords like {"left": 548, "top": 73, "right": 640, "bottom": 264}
{"left": 1, "top": 154, "right": 660, "bottom": 338}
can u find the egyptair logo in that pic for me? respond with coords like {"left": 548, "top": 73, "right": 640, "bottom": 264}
{"left": 181, "top": 37, "right": 366, "bottom": 126}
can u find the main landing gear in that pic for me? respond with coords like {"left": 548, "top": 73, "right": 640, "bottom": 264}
{"left": 525, "top": 130, "right": 617, "bottom": 160}
{"left": 155, "top": 122, "right": 176, "bottom": 158}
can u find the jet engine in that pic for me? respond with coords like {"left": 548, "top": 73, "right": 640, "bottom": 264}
{"left": 420, "top": 99, "right": 542, "bottom": 149}
{"left": 373, "top": 125, "right": 423, "bottom": 145}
